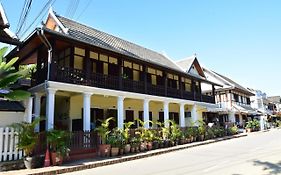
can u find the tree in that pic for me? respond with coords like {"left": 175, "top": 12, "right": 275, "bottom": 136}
{"left": 0, "top": 47, "right": 30, "bottom": 100}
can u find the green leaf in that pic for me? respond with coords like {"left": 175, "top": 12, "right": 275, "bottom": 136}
{"left": 4, "top": 90, "right": 31, "bottom": 100}
{"left": 0, "top": 73, "right": 22, "bottom": 88}
{"left": 4, "top": 57, "right": 19, "bottom": 70}
{"left": 0, "top": 47, "right": 8, "bottom": 63}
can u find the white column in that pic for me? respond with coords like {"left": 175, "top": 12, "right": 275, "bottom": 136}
{"left": 143, "top": 99, "right": 150, "bottom": 129}
{"left": 34, "top": 93, "right": 42, "bottom": 132}
{"left": 229, "top": 112, "right": 235, "bottom": 123}
{"left": 83, "top": 92, "right": 92, "bottom": 131}
{"left": 46, "top": 88, "right": 57, "bottom": 130}
{"left": 191, "top": 104, "right": 198, "bottom": 126}
{"left": 117, "top": 96, "right": 125, "bottom": 129}
{"left": 164, "top": 101, "right": 169, "bottom": 127}
{"left": 26, "top": 97, "right": 33, "bottom": 123}
{"left": 179, "top": 103, "right": 185, "bottom": 127}
{"left": 260, "top": 115, "right": 265, "bottom": 131}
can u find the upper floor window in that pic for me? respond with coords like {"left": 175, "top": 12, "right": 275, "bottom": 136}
{"left": 193, "top": 81, "right": 200, "bottom": 93}
{"left": 147, "top": 67, "right": 163, "bottom": 85}
{"left": 181, "top": 77, "right": 191, "bottom": 92}
{"left": 58, "top": 48, "right": 70, "bottom": 67}
{"left": 90, "top": 51, "right": 118, "bottom": 75}
{"left": 74, "top": 47, "right": 85, "bottom": 70}
{"left": 167, "top": 73, "right": 179, "bottom": 89}
{"left": 233, "top": 94, "right": 239, "bottom": 102}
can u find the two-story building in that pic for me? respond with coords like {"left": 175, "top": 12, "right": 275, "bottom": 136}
{"left": 202, "top": 67, "right": 257, "bottom": 127}
{"left": 7, "top": 9, "right": 220, "bottom": 133}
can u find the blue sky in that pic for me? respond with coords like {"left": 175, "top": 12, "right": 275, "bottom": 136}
{"left": 1, "top": 0, "right": 280, "bottom": 96}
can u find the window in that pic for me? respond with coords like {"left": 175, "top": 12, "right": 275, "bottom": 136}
{"left": 148, "top": 67, "right": 163, "bottom": 85}
{"left": 90, "top": 51, "right": 119, "bottom": 75}
{"left": 90, "top": 51, "right": 98, "bottom": 60}
{"left": 167, "top": 73, "right": 179, "bottom": 89}
{"left": 57, "top": 48, "right": 70, "bottom": 67}
{"left": 233, "top": 94, "right": 239, "bottom": 102}
{"left": 74, "top": 55, "right": 83, "bottom": 69}
{"left": 182, "top": 77, "right": 191, "bottom": 92}
{"left": 193, "top": 81, "right": 200, "bottom": 93}
{"left": 123, "top": 61, "right": 143, "bottom": 81}
{"left": 74, "top": 47, "right": 85, "bottom": 70}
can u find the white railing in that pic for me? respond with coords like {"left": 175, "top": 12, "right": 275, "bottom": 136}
{"left": 0, "top": 127, "right": 23, "bottom": 162}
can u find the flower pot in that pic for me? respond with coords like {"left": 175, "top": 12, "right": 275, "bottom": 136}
{"left": 147, "top": 142, "right": 153, "bottom": 150}
{"left": 51, "top": 152, "right": 63, "bottom": 166}
{"left": 98, "top": 144, "right": 111, "bottom": 157}
{"left": 111, "top": 147, "right": 119, "bottom": 157}
{"left": 139, "top": 142, "right": 146, "bottom": 152}
{"left": 131, "top": 147, "right": 135, "bottom": 153}
{"left": 24, "top": 156, "right": 34, "bottom": 169}
{"left": 152, "top": 141, "right": 159, "bottom": 149}
{"left": 135, "top": 146, "right": 140, "bottom": 153}
{"left": 124, "top": 144, "right": 131, "bottom": 154}
{"left": 246, "top": 128, "right": 251, "bottom": 133}
{"left": 119, "top": 148, "right": 124, "bottom": 155}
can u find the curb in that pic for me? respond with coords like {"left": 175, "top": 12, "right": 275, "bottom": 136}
{"left": 4, "top": 134, "right": 247, "bottom": 175}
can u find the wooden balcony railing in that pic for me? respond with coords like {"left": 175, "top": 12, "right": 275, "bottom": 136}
{"left": 33, "top": 63, "right": 216, "bottom": 104}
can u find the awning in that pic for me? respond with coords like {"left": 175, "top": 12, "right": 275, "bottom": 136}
{"left": 196, "top": 102, "right": 228, "bottom": 113}
{"left": 233, "top": 104, "right": 258, "bottom": 115}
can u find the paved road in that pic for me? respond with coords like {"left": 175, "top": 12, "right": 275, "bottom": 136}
{"left": 65, "top": 129, "right": 281, "bottom": 175}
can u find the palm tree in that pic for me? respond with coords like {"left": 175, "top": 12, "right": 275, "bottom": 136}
{"left": 0, "top": 47, "right": 30, "bottom": 100}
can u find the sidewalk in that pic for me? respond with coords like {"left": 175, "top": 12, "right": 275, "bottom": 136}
{"left": 1, "top": 133, "right": 247, "bottom": 175}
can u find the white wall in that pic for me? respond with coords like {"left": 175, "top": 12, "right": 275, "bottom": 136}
{"left": 0, "top": 112, "right": 24, "bottom": 127}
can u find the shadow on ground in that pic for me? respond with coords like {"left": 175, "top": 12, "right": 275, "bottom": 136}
{"left": 253, "top": 160, "right": 281, "bottom": 175}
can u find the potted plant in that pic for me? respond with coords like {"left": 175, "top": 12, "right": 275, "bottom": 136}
{"left": 108, "top": 128, "right": 123, "bottom": 157}
{"left": 47, "top": 129, "right": 70, "bottom": 165}
{"left": 245, "top": 121, "right": 252, "bottom": 133}
{"left": 169, "top": 120, "right": 182, "bottom": 145}
{"left": 143, "top": 129, "right": 154, "bottom": 150}
{"left": 197, "top": 120, "right": 206, "bottom": 141}
{"left": 11, "top": 118, "right": 40, "bottom": 169}
{"left": 122, "top": 122, "right": 134, "bottom": 154}
{"left": 95, "top": 117, "right": 114, "bottom": 157}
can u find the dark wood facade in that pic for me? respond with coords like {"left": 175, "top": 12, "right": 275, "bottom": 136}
{"left": 16, "top": 31, "right": 215, "bottom": 104}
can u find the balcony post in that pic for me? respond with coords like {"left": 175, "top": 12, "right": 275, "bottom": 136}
{"left": 199, "top": 81, "right": 202, "bottom": 102}
{"left": 46, "top": 88, "right": 57, "bottom": 130}
{"left": 144, "top": 65, "right": 147, "bottom": 93}
{"left": 118, "top": 58, "right": 123, "bottom": 90}
{"left": 164, "top": 72, "right": 168, "bottom": 96}
{"left": 83, "top": 92, "right": 93, "bottom": 131}
{"left": 117, "top": 96, "right": 125, "bottom": 129}
{"left": 143, "top": 99, "right": 150, "bottom": 129}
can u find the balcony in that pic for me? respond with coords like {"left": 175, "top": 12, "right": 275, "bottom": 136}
{"left": 32, "top": 63, "right": 215, "bottom": 104}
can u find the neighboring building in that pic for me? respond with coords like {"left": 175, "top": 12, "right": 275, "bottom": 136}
{"left": 176, "top": 55, "right": 226, "bottom": 126}
{"left": 247, "top": 88, "right": 270, "bottom": 130}
{"left": 267, "top": 96, "right": 281, "bottom": 114}
{"left": 0, "top": 3, "right": 20, "bottom": 45}
{"left": 202, "top": 67, "right": 257, "bottom": 128}
{"left": 7, "top": 9, "right": 219, "bottom": 133}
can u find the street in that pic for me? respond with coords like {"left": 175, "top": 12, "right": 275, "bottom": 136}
{"left": 65, "top": 129, "right": 281, "bottom": 175}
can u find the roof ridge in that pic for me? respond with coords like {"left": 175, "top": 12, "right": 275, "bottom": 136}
{"left": 176, "top": 55, "right": 196, "bottom": 63}
{"left": 55, "top": 13, "right": 169, "bottom": 60}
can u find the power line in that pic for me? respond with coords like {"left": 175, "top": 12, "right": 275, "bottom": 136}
{"left": 16, "top": 0, "right": 33, "bottom": 36}
{"left": 76, "top": 0, "right": 92, "bottom": 20}
{"left": 19, "top": 0, "right": 56, "bottom": 39}
{"left": 65, "top": 0, "right": 80, "bottom": 19}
